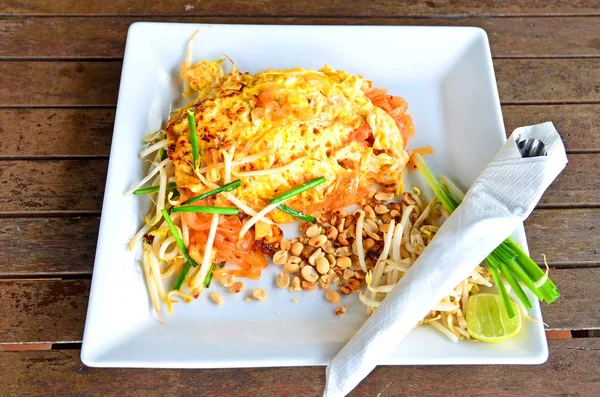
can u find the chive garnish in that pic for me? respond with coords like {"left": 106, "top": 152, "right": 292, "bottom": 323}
{"left": 161, "top": 209, "right": 199, "bottom": 291}
{"left": 278, "top": 204, "right": 316, "bottom": 223}
{"left": 181, "top": 179, "right": 242, "bottom": 205}
{"left": 171, "top": 206, "right": 239, "bottom": 215}
{"left": 133, "top": 182, "right": 177, "bottom": 195}
{"left": 269, "top": 176, "right": 326, "bottom": 205}
{"left": 187, "top": 109, "right": 199, "bottom": 172}
{"left": 412, "top": 153, "right": 560, "bottom": 318}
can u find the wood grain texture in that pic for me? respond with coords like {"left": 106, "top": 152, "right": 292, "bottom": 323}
{"left": 1, "top": 105, "right": 597, "bottom": 157}
{"left": 0, "top": 209, "right": 597, "bottom": 277}
{"left": 0, "top": 218, "right": 100, "bottom": 277}
{"left": 0, "top": 160, "right": 107, "bottom": 212}
{"left": 1, "top": 153, "right": 596, "bottom": 213}
{"left": 537, "top": 154, "right": 600, "bottom": 208}
{"left": 494, "top": 59, "right": 600, "bottom": 104}
{"left": 1, "top": 269, "right": 598, "bottom": 345}
{"left": 0, "top": 280, "right": 89, "bottom": 345}
{"left": 0, "top": 62, "right": 120, "bottom": 106}
{"left": 2, "top": 0, "right": 598, "bottom": 16}
{"left": 503, "top": 104, "right": 600, "bottom": 153}
{"left": 0, "top": 339, "right": 598, "bottom": 396}
{"left": 524, "top": 209, "right": 600, "bottom": 266}
{"left": 1, "top": 59, "right": 597, "bottom": 107}
{"left": 2, "top": 16, "right": 600, "bottom": 59}
{"left": 0, "top": 109, "right": 114, "bottom": 157}
{"left": 543, "top": 268, "right": 600, "bottom": 330}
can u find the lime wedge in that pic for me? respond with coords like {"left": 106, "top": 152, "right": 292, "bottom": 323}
{"left": 466, "top": 293, "right": 522, "bottom": 343}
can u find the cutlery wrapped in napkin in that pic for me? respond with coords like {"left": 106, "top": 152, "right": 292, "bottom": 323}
{"left": 324, "top": 122, "right": 567, "bottom": 397}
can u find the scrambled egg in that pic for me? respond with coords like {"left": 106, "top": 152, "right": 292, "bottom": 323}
{"left": 166, "top": 60, "right": 411, "bottom": 221}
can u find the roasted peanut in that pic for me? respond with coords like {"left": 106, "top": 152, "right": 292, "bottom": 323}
{"left": 306, "top": 224, "right": 323, "bottom": 238}
{"left": 283, "top": 261, "right": 300, "bottom": 274}
{"left": 279, "top": 240, "right": 292, "bottom": 251}
{"left": 229, "top": 281, "right": 244, "bottom": 294}
{"left": 308, "top": 248, "right": 323, "bottom": 266}
{"left": 346, "top": 278, "right": 361, "bottom": 291}
{"left": 363, "top": 205, "right": 376, "bottom": 220}
{"left": 342, "top": 269, "right": 355, "bottom": 280}
{"left": 220, "top": 272, "right": 235, "bottom": 288}
{"left": 316, "top": 257, "right": 330, "bottom": 274}
{"left": 335, "top": 306, "right": 346, "bottom": 316}
{"left": 301, "top": 280, "right": 317, "bottom": 290}
{"left": 210, "top": 292, "right": 224, "bottom": 305}
{"left": 308, "top": 234, "right": 327, "bottom": 247}
{"left": 290, "top": 276, "right": 302, "bottom": 291}
{"left": 374, "top": 191, "right": 394, "bottom": 201}
{"left": 374, "top": 204, "right": 390, "bottom": 214}
{"left": 337, "top": 256, "right": 352, "bottom": 269}
{"left": 253, "top": 288, "right": 267, "bottom": 301}
{"left": 290, "top": 241, "right": 304, "bottom": 257}
{"left": 300, "top": 222, "right": 312, "bottom": 234}
{"left": 276, "top": 272, "right": 290, "bottom": 288}
{"left": 301, "top": 264, "right": 319, "bottom": 283}
{"left": 325, "top": 290, "right": 341, "bottom": 304}
{"left": 326, "top": 225, "right": 339, "bottom": 240}
{"left": 272, "top": 250, "right": 288, "bottom": 265}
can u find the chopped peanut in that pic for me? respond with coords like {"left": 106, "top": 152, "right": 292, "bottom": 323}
{"left": 210, "top": 292, "right": 224, "bottom": 305}
{"left": 325, "top": 290, "right": 341, "bottom": 304}
{"left": 229, "top": 281, "right": 244, "bottom": 294}
{"left": 276, "top": 272, "right": 290, "bottom": 288}
{"left": 253, "top": 288, "right": 267, "bottom": 301}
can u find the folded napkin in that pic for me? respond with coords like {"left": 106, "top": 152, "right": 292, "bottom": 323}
{"left": 324, "top": 122, "right": 568, "bottom": 397}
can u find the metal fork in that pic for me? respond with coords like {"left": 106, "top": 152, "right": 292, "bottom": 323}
{"left": 517, "top": 137, "right": 547, "bottom": 158}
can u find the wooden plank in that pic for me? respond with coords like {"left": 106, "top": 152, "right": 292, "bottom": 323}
{"left": 1, "top": 153, "right": 596, "bottom": 213}
{"left": 0, "top": 209, "right": 597, "bottom": 278}
{"left": 2, "top": 17, "right": 600, "bottom": 59}
{"left": 0, "top": 280, "right": 89, "bottom": 345}
{"left": 0, "top": 160, "right": 107, "bottom": 212}
{"left": 494, "top": 59, "right": 600, "bottom": 104}
{"left": 1, "top": 269, "right": 597, "bottom": 345}
{"left": 537, "top": 153, "right": 600, "bottom": 208}
{"left": 0, "top": 339, "right": 598, "bottom": 396}
{"left": 2, "top": 0, "right": 598, "bottom": 17}
{"left": 0, "top": 62, "right": 120, "bottom": 106}
{"left": 525, "top": 209, "right": 600, "bottom": 267}
{"left": 0, "top": 109, "right": 114, "bottom": 157}
{"left": 1, "top": 59, "right": 597, "bottom": 107}
{"left": 1, "top": 105, "right": 597, "bottom": 157}
{"left": 0, "top": 218, "right": 100, "bottom": 277}
{"left": 503, "top": 104, "right": 600, "bottom": 153}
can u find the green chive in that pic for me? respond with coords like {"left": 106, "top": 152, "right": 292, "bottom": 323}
{"left": 161, "top": 209, "right": 199, "bottom": 269}
{"left": 173, "top": 261, "right": 191, "bottom": 291}
{"left": 181, "top": 180, "right": 242, "bottom": 205}
{"left": 499, "top": 261, "right": 532, "bottom": 310}
{"left": 171, "top": 206, "right": 239, "bottom": 215}
{"left": 203, "top": 262, "right": 224, "bottom": 288}
{"left": 487, "top": 261, "right": 516, "bottom": 318}
{"left": 269, "top": 176, "right": 326, "bottom": 205}
{"left": 133, "top": 182, "right": 177, "bottom": 195}
{"left": 278, "top": 204, "right": 316, "bottom": 223}
{"left": 203, "top": 263, "right": 216, "bottom": 288}
{"left": 413, "top": 153, "right": 561, "bottom": 314}
{"left": 187, "top": 109, "right": 199, "bottom": 172}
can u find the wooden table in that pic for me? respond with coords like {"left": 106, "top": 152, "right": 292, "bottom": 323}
{"left": 1, "top": 1, "right": 599, "bottom": 395}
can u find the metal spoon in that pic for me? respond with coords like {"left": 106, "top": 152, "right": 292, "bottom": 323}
{"left": 517, "top": 137, "right": 547, "bottom": 158}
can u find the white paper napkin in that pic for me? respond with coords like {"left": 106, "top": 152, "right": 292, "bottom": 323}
{"left": 324, "top": 122, "right": 567, "bottom": 397}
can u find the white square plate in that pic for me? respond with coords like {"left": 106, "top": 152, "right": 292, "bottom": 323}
{"left": 81, "top": 23, "right": 548, "bottom": 368}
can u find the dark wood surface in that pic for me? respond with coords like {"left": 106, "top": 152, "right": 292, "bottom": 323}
{"left": 0, "top": 1, "right": 599, "bottom": 395}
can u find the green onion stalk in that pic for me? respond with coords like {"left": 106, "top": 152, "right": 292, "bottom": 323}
{"left": 161, "top": 209, "right": 199, "bottom": 290}
{"left": 269, "top": 176, "right": 325, "bottom": 223}
{"left": 412, "top": 154, "right": 559, "bottom": 318}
